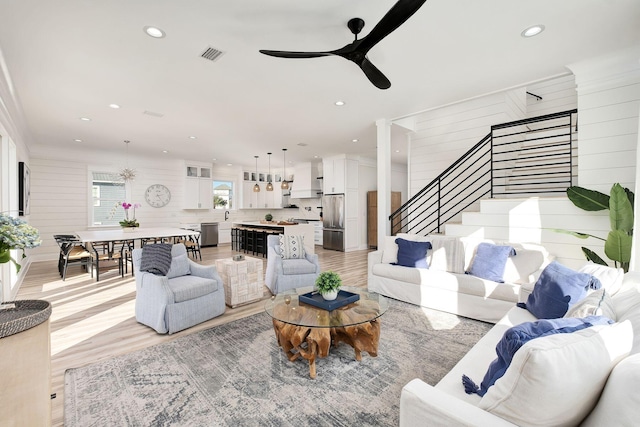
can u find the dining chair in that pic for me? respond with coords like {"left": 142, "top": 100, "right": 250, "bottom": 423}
{"left": 178, "top": 231, "right": 202, "bottom": 261}
{"left": 54, "top": 235, "right": 91, "bottom": 280}
{"left": 88, "top": 240, "right": 128, "bottom": 281}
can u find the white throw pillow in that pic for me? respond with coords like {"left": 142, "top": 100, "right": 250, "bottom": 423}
{"left": 167, "top": 253, "right": 190, "bottom": 279}
{"left": 479, "top": 321, "right": 633, "bottom": 427}
{"left": 279, "top": 235, "right": 306, "bottom": 259}
{"left": 579, "top": 262, "right": 624, "bottom": 295}
{"left": 564, "top": 288, "right": 617, "bottom": 321}
{"left": 381, "top": 235, "right": 401, "bottom": 264}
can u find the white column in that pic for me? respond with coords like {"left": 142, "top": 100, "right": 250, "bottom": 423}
{"left": 376, "top": 119, "right": 391, "bottom": 245}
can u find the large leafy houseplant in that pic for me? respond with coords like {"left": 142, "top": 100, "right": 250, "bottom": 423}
{"left": 558, "top": 183, "right": 634, "bottom": 272}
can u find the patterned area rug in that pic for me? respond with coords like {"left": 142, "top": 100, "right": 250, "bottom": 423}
{"left": 65, "top": 300, "right": 492, "bottom": 426}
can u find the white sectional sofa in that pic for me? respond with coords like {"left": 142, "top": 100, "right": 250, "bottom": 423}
{"left": 367, "top": 234, "right": 553, "bottom": 323}
{"left": 400, "top": 270, "right": 640, "bottom": 427}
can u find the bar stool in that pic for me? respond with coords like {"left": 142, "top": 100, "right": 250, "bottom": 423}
{"left": 254, "top": 229, "right": 267, "bottom": 257}
{"left": 244, "top": 228, "right": 256, "bottom": 254}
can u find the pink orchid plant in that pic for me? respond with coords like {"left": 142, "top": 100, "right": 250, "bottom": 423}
{"left": 119, "top": 201, "right": 141, "bottom": 227}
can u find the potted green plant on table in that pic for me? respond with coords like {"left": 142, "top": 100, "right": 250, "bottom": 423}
{"left": 315, "top": 271, "right": 342, "bottom": 301}
{"left": 264, "top": 213, "right": 273, "bottom": 222}
{"left": 118, "top": 202, "right": 140, "bottom": 229}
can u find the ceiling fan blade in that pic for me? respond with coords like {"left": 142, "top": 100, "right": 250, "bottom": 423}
{"left": 259, "top": 50, "right": 332, "bottom": 59}
{"left": 359, "top": 57, "right": 391, "bottom": 90}
{"left": 357, "top": 0, "right": 427, "bottom": 53}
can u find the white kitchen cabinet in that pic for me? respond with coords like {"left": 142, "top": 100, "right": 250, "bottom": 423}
{"left": 242, "top": 172, "right": 283, "bottom": 209}
{"left": 322, "top": 157, "right": 346, "bottom": 194}
{"left": 184, "top": 162, "right": 213, "bottom": 209}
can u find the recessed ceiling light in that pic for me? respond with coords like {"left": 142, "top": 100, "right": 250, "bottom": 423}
{"left": 335, "top": 101, "right": 345, "bottom": 106}
{"left": 162, "top": 150, "right": 169, "bottom": 154}
{"left": 144, "top": 26, "right": 166, "bottom": 38}
{"left": 521, "top": 25, "right": 545, "bottom": 38}
{"left": 395, "top": 149, "right": 400, "bottom": 153}
{"left": 314, "top": 155, "right": 318, "bottom": 158}
{"left": 109, "top": 104, "right": 120, "bottom": 109}
{"left": 352, "top": 139, "right": 359, "bottom": 143}
{"left": 226, "top": 163, "right": 233, "bottom": 167}
{"left": 74, "top": 139, "right": 82, "bottom": 142}
{"left": 189, "top": 136, "right": 197, "bottom": 140}
{"left": 79, "top": 117, "right": 91, "bottom": 121}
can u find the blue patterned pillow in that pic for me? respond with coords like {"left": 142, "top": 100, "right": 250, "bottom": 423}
{"left": 467, "top": 243, "right": 516, "bottom": 282}
{"left": 518, "top": 261, "right": 602, "bottom": 319}
{"left": 462, "top": 315, "right": 614, "bottom": 397}
{"left": 279, "top": 235, "right": 306, "bottom": 259}
{"left": 394, "top": 238, "right": 431, "bottom": 268}
{"left": 140, "top": 243, "right": 173, "bottom": 276}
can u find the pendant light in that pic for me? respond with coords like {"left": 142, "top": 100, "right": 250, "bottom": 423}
{"left": 118, "top": 140, "right": 136, "bottom": 182}
{"left": 253, "top": 155, "right": 260, "bottom": 192}
{"left": 266, "top": 152, "right": 274, "bottom": 191}
{"left": 281, "top": 148, "right": 289, "bottom": 190}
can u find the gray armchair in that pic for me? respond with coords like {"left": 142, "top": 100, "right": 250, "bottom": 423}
{"left": 265, "top": 234, "right": 321, "bottom": 294}
{"left": 132, "top": 243, "right": 225, "bottom": 334}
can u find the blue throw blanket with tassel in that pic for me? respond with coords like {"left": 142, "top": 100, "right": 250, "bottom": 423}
{"left": 462, "top": 315, "right": 614, "bottom": 397}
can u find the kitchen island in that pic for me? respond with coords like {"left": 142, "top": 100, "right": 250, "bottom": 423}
{"left": 231, "top": 221, "right": 315, "bottom": 255}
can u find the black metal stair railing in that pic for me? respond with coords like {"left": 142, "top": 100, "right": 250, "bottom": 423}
{"left": 390, "top": 109, "right": 577, "bottom": 236}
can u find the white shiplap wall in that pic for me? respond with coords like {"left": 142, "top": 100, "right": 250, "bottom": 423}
{"left": 408, "top": 88, "right": 527, "bottom": 194}
{"left": 569, "top": 48, "right": 640, "bottom": 193}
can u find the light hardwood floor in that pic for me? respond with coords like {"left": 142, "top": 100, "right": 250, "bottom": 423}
{"left": 16, "top": 243, "right": 372, "bottom": 426}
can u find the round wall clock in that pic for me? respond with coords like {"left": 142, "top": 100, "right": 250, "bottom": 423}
{"left": 145, "top": 184, "right": 171, "bottom": 208}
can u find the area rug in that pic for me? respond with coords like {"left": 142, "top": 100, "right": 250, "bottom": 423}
{"left": 65, "top": 300, "right": 492, "bottom": 426}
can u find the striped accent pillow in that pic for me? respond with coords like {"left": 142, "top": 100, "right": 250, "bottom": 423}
{"left": 140, "top": 243, "right": 173, "bottom": 275}
{"left": 279, "top": 235, "right": 306, "bottom": 259}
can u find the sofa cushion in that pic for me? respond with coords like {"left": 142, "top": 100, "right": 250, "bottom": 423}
{"left": 279, "top": 234, "right": 306, "bottom": 259}
{"left": 429, "top": 236, "right": 465, "bottom": 273}
{"left": 581, "top": 353, "right": 640, "bottom": 426}
{"left": 168, "top": 275, "right": 218, "bottom": 303}
{"left": 282, "top": 258, "right": 317, "bottom": 275}
{"left": 564, "top": 288, "right": 617, "bottom": 321}
{"left": 395, "top": 238, "right": 431, "bottom": 268}
{"left": 462, "top": 316, "right": 614, "bottom": 397}
{"left": 467, "top": 243, "right": 516, "bottom": 283}
{"left": 167, "top": 253, "right": 191, "bottom": 279}
{"left": 517, "top": 261, "right": 602, "bottom": 319}
{"left": 371, "top": 264, "right": 520, "bottom": 302}
{"left": 578, "top": 262, "right": 624, "bottom": 296}
{"left": 140, "top": 243, "right": 173, "bottom": 276}
{"left": 479, "top": 320, "right": 633, "bottom": 427}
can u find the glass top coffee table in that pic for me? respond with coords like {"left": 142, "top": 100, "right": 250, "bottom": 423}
{"left": 265, "top": 286, "right": 388, "bottom": 378}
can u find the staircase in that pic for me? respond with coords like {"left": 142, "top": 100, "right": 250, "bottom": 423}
{"left": 390, "top": 109, "right": 578, "bottom": 236}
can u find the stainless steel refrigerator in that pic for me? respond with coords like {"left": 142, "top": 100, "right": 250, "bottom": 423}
{"left": 322, "top": 194, "right": 345, "bottom": 251}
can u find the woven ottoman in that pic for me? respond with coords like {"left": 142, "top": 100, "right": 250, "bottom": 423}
{"left": 215, "top": 256, "right": 264, "bottom": 308}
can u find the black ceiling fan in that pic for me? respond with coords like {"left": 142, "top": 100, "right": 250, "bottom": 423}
{"left": 259, "top": 0, "right": 428, "bottom": 90}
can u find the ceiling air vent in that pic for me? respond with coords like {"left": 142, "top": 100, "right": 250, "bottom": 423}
{"left": 143, "top": 110, "right": 164, "bottom": 118}
{"left": 201, "top": 47, "right": 224, "bottom": 62}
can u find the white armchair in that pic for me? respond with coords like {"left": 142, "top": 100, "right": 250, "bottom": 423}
{"left": 132, "top": 244, "right": 226, "bottom": 334}
{"left": 265, "top": 235, "right": 321, "bottom": 294}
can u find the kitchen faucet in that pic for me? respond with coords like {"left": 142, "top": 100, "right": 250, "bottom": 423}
{"left": 224, "top": 210, "right": 230, "bottom": 221}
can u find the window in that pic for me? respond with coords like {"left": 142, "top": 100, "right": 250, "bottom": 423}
{"left": 91, "top": 172, "right": 125, "bottom": 225}
{"left": 213, "top": 180, "right": 234, "bottom": 210}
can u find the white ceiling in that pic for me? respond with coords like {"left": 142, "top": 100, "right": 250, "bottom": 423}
{"left": 0, "top": 0, "right": 639, "bottom": 170}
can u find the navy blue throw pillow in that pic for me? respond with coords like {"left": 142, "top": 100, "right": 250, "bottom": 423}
{"left": 466, "top": 242, "right": 516, "bottom": 283}
{"left": 517, "top": 261, "right": 602, "bottom": 319}
{"left": 394, "top": 238, "right": 432, "bottom": 268}
{"left": 462, "top": 315, "right": 613, "bottom": 397}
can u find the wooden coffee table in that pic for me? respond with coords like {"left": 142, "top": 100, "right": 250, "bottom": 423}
{"left": 264, "top": 286, "right": 388, "bottom": 379}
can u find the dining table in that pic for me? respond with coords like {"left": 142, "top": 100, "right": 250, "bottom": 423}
{"left": 74, "top": 227, "right": 199, "bottom": 247}
{"left": 74, "top": 227, "right": 201, "bottom": 281}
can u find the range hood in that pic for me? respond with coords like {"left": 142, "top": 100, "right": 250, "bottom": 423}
{"left": 289, "top": 162, "right": 321, "bottom": 199}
